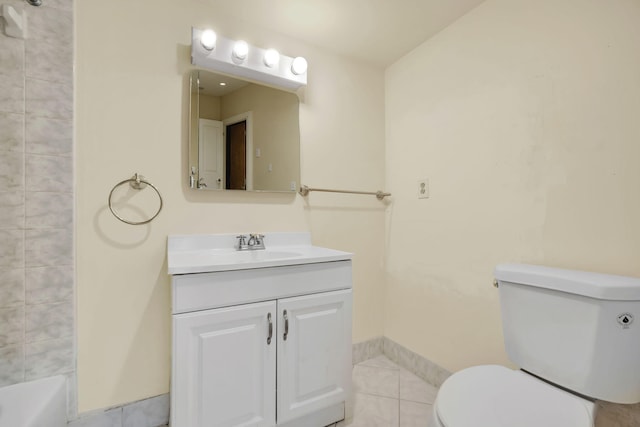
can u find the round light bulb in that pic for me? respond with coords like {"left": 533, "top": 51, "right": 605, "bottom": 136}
{"left": 263, "top": 49, "right": 280, "bottom": 68}
{"left": 291, "top": 56, "right": 308, "bottom": 75}
{"left": 200, "top": 29, "right": 217, "bottom": 51}
{"left": 233, "top": 40, "right": 249, "bottom": 60}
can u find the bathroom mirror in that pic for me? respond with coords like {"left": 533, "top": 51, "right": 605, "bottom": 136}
{"left": 189, "top": 69, "right": 300, "bottom": 192}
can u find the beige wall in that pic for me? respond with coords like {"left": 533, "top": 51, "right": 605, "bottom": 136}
{"left": 198, "top": 93, "right": 222, "bottom": 120}
{"left": 385, "top": 0, "right": 640, "bottom": 374}
{"left": 76, "top": 0, "right": 385, "bottom": 412}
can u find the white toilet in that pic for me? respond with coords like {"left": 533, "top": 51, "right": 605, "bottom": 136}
{"left": 431, "top": 263, "right": 640, "bottom": 427}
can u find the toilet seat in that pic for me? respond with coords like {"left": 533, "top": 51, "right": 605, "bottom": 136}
{"left": 434, "top": 365, "right": 595, "bottom": 427}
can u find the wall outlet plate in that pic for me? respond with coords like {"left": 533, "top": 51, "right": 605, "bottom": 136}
{"left": 418, "top": 179, "right": 429, "bottom": 199}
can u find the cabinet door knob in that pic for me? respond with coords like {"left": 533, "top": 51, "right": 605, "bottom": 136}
{"left": 283, "top": 310, "right": 289, "bottom": 341}
{"left": 267, "top": 313, "right": 273, "bottom": 345}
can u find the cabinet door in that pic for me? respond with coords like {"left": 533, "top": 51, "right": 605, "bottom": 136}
{"left": 276, "top": 289, "right": 352, "bottom": 424}
{"left": 172, "top": 301, "right": 277, "bottom": 427}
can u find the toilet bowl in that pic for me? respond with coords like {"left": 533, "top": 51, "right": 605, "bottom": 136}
{"left": 430, "top": 365, "right": 595, "bottom": 427}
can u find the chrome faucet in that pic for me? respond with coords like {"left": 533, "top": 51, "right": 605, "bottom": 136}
{"left": 247, "top": 234, "right": 265, "bottom": 250}
{"left": 236, "top": 234, "right": 265, "bottom": 251}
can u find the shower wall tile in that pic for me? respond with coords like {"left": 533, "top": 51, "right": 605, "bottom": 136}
{"left": 25, "top": 228, "right": 73, "bottom": 267}
{"left": 27, "top": 5, "right": 72, "bottom": 45}
{"left": 26, "top": 115, "right": 73, "bottom": 156}
{"left": 26, "top": 265, "right": 73, "bottom": 304}
{"left": 25, "top": 298, "right": 73, "bottom": 342}
{"left": 0, "top": 72, "right": 24, "bottom": 114}
{"left": 0, "top": 268, "right": 24, "bottom": 308}
{"left": 26, "top": 39, "right": 73, "bottom": 84}
{"left": 26, "top": 192, "right": 73, "bottom": 228}
{"left": 0, "top": 343, "right": 24, "bottom": 386}
{"left": 25, "top": 78, "right": 72, "bottom": 120}
{"left": 0, "top": 112, "right": 24, "bottom": 152}
{"left": 122, "top": 394, "right": 170, "bottom": 427}
{"left": 0, "top": 229, "right": 24, "bottom": 268}
{"left": 0, "top": 0, "right": 74, "bottom": 415}
{"left": 25, "top": 336, "right": 74, "bottom": 380}
{"left": 0, "top": 151, "right": 24, "bottom": 191}
{"left": 0, "top": 191, "right": 24, "bottom": 229}
{"left": 25, "top": 154, "right": 73, "bottom": 192}
{"left": 0, "top": 31, "right": 24, "bottom": 76}
{"left": 0, "top": 306, "right": 24, "bottom": 346}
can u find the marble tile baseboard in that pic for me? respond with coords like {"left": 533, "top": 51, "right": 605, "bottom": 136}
{"left": 352, "top": 336, "right": 450, "bottom": 389}
{"left": 382, "top": 337, "right": 451, "bottom": 388}
{"left": 352, "top": 336, "right": 384, "bottom": 365}
{"left": 68, "top": 394, "right": 169, "bottom": 427}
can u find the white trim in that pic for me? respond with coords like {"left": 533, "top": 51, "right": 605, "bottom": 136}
{"left": 223, "top": 111, "right": 253, "bottom": 191}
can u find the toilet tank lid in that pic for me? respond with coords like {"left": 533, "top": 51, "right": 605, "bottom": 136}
{"left": 495, "top": 263, "right": 640, "bottom": 300}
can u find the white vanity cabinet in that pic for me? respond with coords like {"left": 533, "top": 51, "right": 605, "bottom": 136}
{"left": 169, "top": 244, "right": 352, "bottom": 427}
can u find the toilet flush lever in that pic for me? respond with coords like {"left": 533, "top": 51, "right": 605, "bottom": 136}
{"left": 493, "top": 279, "right": 499, "bottom": 288}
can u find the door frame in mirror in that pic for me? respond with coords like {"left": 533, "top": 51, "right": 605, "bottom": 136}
{"left": 223, "top": 112, "right": 253, "bottom": 191}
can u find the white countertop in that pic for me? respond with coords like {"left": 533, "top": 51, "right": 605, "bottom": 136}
{"left": 167, "top": 232, "right": 352, "bottom": 275}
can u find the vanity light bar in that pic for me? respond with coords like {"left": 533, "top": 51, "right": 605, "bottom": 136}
{"left": 191, "top": 27, "right": 307, "bottom": 92}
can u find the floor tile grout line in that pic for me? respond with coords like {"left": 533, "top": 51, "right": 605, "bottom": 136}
{"left": 352, "top": 355, "right": 439, "bottom": 427}
{"left": 357, "top": 364, "right": 400, "bottom": 372}
{"left": 355, "top": 390, "right": 399, "bottom": 400}
{"left": 400, "top": 397, "right": 435, "bottom": 405}
{"left": 21, "top": 32, "right": 27, "bottom": 385}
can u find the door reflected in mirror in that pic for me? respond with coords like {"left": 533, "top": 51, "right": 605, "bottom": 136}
{"left": 189, "top": 70, "right": 300, "bottom": 192}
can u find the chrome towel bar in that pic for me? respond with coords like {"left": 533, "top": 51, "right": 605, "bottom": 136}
{"left": 299, "top": 185, "right": 391, "bottom": 200}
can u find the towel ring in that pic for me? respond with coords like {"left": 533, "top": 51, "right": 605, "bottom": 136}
{"left": 108, "top": 173, "right": 163, "bottom": 225}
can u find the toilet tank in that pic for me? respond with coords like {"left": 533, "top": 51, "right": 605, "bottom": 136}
{"left": 495, "top": 264, "right": 640, "bottom": 404}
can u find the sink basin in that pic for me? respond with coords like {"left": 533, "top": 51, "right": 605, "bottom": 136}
{"left": 167, "top": 232, "right": 352, "bottom": 275}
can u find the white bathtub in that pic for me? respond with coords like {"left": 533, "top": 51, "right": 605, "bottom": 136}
{"left": 0, "top": 376, "right": 67, "bottom": 427}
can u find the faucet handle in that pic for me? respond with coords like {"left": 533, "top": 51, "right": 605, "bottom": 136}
{"left": 236, "top": 234, "right": 248, "bottom": 250}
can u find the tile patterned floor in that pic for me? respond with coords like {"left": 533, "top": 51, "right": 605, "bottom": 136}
{"left": 334, "top": 355, "right": 439, "bottom": 427}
